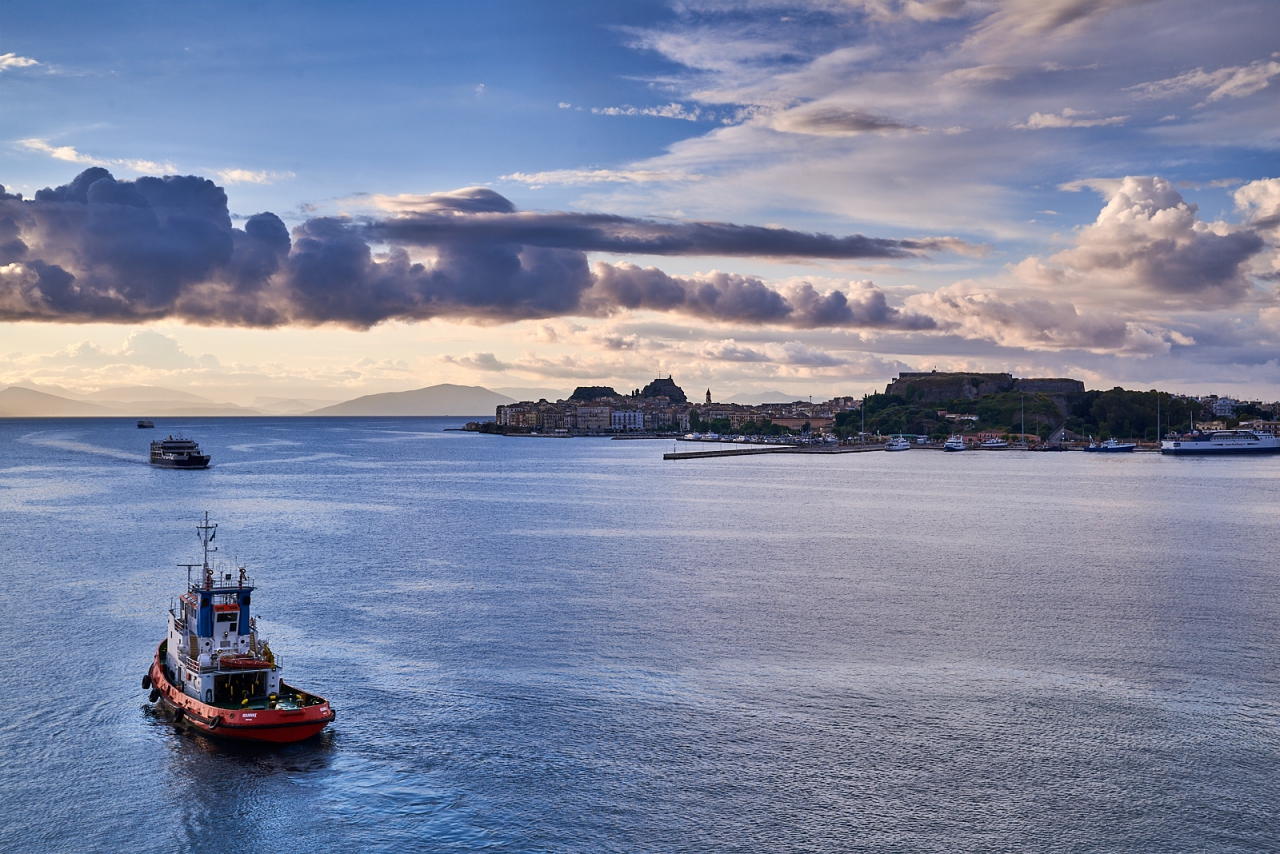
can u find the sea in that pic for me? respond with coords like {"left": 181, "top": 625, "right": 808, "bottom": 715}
{"left": 1, "top": 417, "right": 1278, "bottom": 853}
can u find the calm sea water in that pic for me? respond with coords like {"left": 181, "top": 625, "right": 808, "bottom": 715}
{"left": 1, "top": 417, "right": 1278, "bottom": 852}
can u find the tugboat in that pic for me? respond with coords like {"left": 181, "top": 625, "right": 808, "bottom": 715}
{"left": 150, "top": 435, "right": 210, "bottom": 468}
{"left": 143, "top": 514, "right": 335, "bottom": 743}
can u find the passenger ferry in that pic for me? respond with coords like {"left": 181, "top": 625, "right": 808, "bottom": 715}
{"left": 150, "top": 435, "right": 210, "bottom": 468}
{"left": 1161, "top": 430, "right": 1280, "bottom": 456}
{"left": 885, "top": 436, "right": 911, "bottom": 451}
{"left": 143, "top": 514, "right": 335, "bottom": 742}
{"left": 943, "top": 435, "right": 966, "bottom": 452}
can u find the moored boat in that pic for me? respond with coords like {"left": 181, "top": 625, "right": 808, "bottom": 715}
{"left": 150, "top": 435, "right": 210, "bottom": 468}
{"left": 885, "top": 436, "right": 911, "bottom": 451}
{"left": 143, "top": 513, "right": 334, "bottom": 743}
{"left": 943, "top": 435, "right": 966, "bottom": 452}
{"left": 980, "top": 438, "right": 1009, "bottom": 449}
{"left": 1161, "top": 430, "right": 1280, "bottom": 456}
{"left": 1083, "top": 437, "right": 1136, "bottom": 453}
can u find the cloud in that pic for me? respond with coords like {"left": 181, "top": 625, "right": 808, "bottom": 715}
{"left": 967, "top": 0, "right": 1154, "bottom": 52}
{"left": 441, "top": 352, "right": 512, "bottom": 371}
{"left": 1026, "top": 176, "right": 1265, "bottom": 305}
{"left": 0, "top": 168, "right": 959, "bottom": 329}
{"left": 0, "top": 52, "right": 39, "bottom": 71}
{"left": 850, "top": 1, "right": 974, "bottom": 24}
{"left": 1127, "top": 59, "right": 1280, "bottom": 104}
{"left": 769, "top": 105, "right": 924, "bottom": 136}
{"left": 944, "top": 64, "right": 1017, "bottom": 84}
{"left": 592, "top": 103, "right": 703, "bottom": 121}
{"left": 17, "top": 138, "right": 179, "bottom": 175}
{"left": 500, "top": 169, "right": 701, "bottom": 187}
{"left": 367, "top": 205, "right": 957, "bottom": 259}
{"left": 22, "top": 330, "right": 201, "bottom": 370}
{"left": 1014, "top": 109, "right": 1128, "bottom": 129}
{"left": 1235, "top": 177, "right": 1280, "bottom": 232}
{"left": 701, "top": 339, "right": 770, "bottom": 362}
{"left": 586, "top": 263, "right": 936, "bottom": 329}
{"left": 905, "top": 283, "right": 1181, "bottom": 354}
{"left": 215, "top": 169, "right": 295, "bottom": 186}
{"left": 363, "top": 187, "right": 516, "bottom": 214}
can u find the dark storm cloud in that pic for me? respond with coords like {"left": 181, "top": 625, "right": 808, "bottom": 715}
{"left": 588, "top": 263, "right": 936, "bottom": 330}
{"left": 368, "top": 208, "right": 945, "bottom": 259}
{"left": 0, "top": 169, "right": 948, "bottom": 329}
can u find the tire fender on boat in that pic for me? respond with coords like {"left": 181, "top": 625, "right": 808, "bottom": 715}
{"left": 149, "top": 689, "right": 160, "bottom": 703}
{"left": 209, "top": 715, "right": 221, "bottom": 730}
{"left": 142, "top": 673, "right": 152, "bottom": 690}
{"left": 173, "top": 707, "right": 185, "bottom": 723}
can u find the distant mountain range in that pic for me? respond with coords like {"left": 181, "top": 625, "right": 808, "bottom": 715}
{"left": 0, "top": 386, "right": 119, "bottom": 417}
{"left": 0, "top": 382, "right": 534, "bottom": 418}
{"left": 0, "top": 384, "right": 264, "bottom": 417}
{"left": 309, "top": 384, "right": 515, "bottom": 416}
{"left": 724, "top": 390, "right": 809, "bottom": 405}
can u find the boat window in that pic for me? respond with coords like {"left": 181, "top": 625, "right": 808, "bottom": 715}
{"left": 216, "top": 612, "right": 237, "bottom": 622}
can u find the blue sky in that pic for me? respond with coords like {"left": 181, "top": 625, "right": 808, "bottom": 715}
{"left": 2, "top": 0, "right": 1279, "bottom": 403}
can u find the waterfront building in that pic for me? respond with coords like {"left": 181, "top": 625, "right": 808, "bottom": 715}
{"left": 576, "top": 405, "right": 612, "bottom": 432}
{"left": 611, "top": 409, "right": 644, "bottom": 431}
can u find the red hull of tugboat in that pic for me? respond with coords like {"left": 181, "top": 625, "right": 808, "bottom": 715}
{"left": 149, "top": 645, "right": 335, "bottom": 744}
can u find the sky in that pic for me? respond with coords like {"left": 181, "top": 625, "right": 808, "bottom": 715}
{"left": 2, "top": 0, "right": 1279, "bottom": 404}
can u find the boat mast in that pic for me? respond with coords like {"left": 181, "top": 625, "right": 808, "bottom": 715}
{"left": 197, "top": 511, "right": 218, "bottom": 588}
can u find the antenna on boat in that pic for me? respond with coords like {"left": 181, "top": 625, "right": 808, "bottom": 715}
{"left": 197, "top": 511, "right": 218, "bottom": 588}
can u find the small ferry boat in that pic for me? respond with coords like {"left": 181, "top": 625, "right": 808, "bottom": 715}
{"left": 143, "top": 514, "right": 335, "bottom": 742}
{"left": 943, "top": 435, "right": 966, "bottom": 452}
{"left": 150, "top": 435, "right": 210, "bottom": 468}
{"left": 980, "top": 438, "right": 1009, "bottom": 449}
{"left": 885, "top": 436, "right": 911, "bottom": 451}
{"left": 1084, "top": 437, "right": 1136, "bottom": 453}
{"left": 137, "top": 420, "right": 155, "bottom": 429}
{"left": 1161, "top": 430, "right": 1280, "bottom": 456}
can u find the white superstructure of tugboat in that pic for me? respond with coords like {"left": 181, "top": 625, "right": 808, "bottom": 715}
{"left": 143, "top": 513, "right": 334, "bottom": 742}
{"left": 1161, "top": 430, "right": 1280, "bottom": 456}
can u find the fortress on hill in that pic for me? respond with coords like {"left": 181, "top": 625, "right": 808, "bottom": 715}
{"left": 885, "top": 371, "right": 1084, "bottom": 402}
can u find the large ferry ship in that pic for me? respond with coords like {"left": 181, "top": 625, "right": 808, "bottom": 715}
{"left": 150, "top": 435, "right": 210, "bottom": 468}
{"left": 143, "top": 514, "right": 335, "bottom": 742}
{"left": 1161, "top": 430, "right": 1280, "bottom": 456}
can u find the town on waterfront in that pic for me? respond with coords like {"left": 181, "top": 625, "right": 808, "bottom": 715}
{"left": 474, "top": 371, "right": 1280, "bottom": 448}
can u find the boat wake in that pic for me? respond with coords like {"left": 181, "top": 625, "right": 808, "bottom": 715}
{"left": 19, "top": 432, "right": 148, "bottom": 463}
{"left": 215, "top": 453, "right": 346, "bottom": 467}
